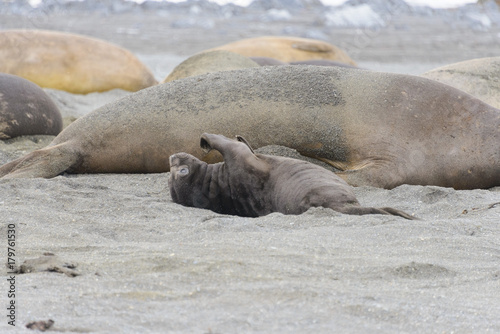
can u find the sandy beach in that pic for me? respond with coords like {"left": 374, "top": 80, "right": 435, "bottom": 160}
{"left": 1, "top": 2, "right": 500, "bottom": 333}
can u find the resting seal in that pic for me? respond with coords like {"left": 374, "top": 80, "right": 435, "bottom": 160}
{"left": 422, "top": 57, "right": 500, "bottom": 109}
{"left": 0, "top": 29, "right": 157, "bottom": 94}
{"left": 163, "top": 50, "right": 260, "bottom": 83}
{"left": 250, "top": 57, "right": 358, "bottom": 68}
{"left": 207, "top": 36, "right": 357, "bottom": 65}
{"left": 0, "top": 66, "right": 498, "bottom": 190}
{"left": 169, "top": 133, "right": 416, "bottom": 219}
{"left": 289, "top": 59, "right": 358, "bottom": 68}
{"left": 249, "top": 57, "right": 287, "bottom": 66}
{"left": 0, "top": 73, "right": 62, "bottom": 139}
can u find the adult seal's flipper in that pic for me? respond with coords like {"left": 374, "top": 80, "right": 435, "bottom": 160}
{"left": 0, "top": 143, "right": 80, "bottom": 178}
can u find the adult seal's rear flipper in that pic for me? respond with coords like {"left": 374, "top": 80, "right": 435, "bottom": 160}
{"left": 0, "top": 143, "right": 80, "bottom": 178}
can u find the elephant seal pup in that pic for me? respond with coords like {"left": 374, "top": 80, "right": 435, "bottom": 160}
{"left": 422, "top": 57, "right": 500, "bottom": 109}
{"left": 163, "top": 50, "right": 260, "bottom": 83}
{"left": 0, "top": 29, "right": 157, "bottom": 94}
{"left": 207, "top": 36, "right": 357, "bottom": 65}
{"left": 0, "top": 66, "right": 498, "bottom": 190}
{"left": 169, "top": 133, "right": 416, "bottom": 219}
{"left": 0, "top": 73, "right": 62, "bottom": 139}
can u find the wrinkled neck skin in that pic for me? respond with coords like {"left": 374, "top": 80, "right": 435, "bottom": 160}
{"left": 192, "top": 162, "right": 270, "bottom": 217}
{"left": 193, "top": 162, "right": 232, "bottom": 215}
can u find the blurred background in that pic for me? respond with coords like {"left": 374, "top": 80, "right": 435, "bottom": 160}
{"left": 1, "top": 0, "right": 499, "bottom": 80}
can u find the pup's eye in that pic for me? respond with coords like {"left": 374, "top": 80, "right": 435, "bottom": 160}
{"left": 179, "top": 167, "right": 189, "bottom": 175}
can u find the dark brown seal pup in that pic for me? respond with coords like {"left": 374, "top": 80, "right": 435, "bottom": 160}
{"left": 0, "top": 66, "right": 498, "bottom": 190}
{"left": 169, "top": 133, "right": 416, "bottom": 219}
{"left": 0, "top": 73, "right": 62, "bottom": 139}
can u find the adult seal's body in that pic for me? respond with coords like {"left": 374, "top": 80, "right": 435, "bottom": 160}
{"left": 0, "top": 29, "right": 157, "bottom": 94}
{"left": 0, "top": 73, "right": 62, "bottom": 139}
{"left": 289, "top": 59, "right": 358, "bottom": 68}
{"left": 422, "top": 57, "right": 500, "bottom": 109}
{"left": 169, "top": 133, "right": 416, "bottom": 219}
{"left": 250, "top": 57, "right": 359, "bottom": 68}
{"left": 0, "top": 66, "right": 498, "bottom": 190}
{"left": 208, "top": 36, "right": 357, "bottom": 65}
{"left": 163, "top": 50, "right": 259, "bottom": 83}
{"left": 250, "top": 57, "right": 286, "bottom": 66}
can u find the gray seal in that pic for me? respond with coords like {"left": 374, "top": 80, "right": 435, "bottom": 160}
{"left": 0, "top": 73, "right": 62, "bottom": 139}
{"left": 169, "top": 133, "right": 417, "bottom": 219}
{"left": 0, "top": 66, "right": 498, "bottom": 190}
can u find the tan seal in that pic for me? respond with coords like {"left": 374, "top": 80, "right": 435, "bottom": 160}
{"left": 0, "top": 29, "right": 158, "bottom": 94}
{"left": 249, "top": 56, "right": 286, "bottom": 66}
{"left": 163, "top": 50, "right": 260, "bottom": 83}
{"left": 0, "top": 66, "right": 498, "bottom": 190}
{"left": 289, "top": 59, "right": 358, "bottom": 68}
{"left": 207, "top": 36, "right": 357, "bottom": 65}
{"left": 422, "top": 57, "right": 500, "bottom": 108}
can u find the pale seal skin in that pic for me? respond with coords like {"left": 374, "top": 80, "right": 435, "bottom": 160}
{"left": 207, "top": 36, "right": 357, "bottom": 65}
{"left": 0, "top": 73, "right": 63, "bottom": 139}
{"left": 289, "top": 59, "right": 358, "bottom": 68}
{"left": 422, "top": 57, "right": 500, "bottom": 109}
{"left": 163, "top": 50, "right": 260, "bottom": 83}
{"left": 251, "top": 57, "right": 358, "bottom": 68}
{"left": 0, "top": 66, "right": 498, "bottom": 190}
{"left": 169, "top": 133, "right": 417, "bottom": 219}
{"left": 0, "top": 29, "right": 158, "bottom": 94}
{"left": 250, "top": 56, "right": 287, "bottom": 66}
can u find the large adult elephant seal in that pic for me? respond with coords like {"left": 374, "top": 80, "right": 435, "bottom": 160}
{"left": 250, "top": 57, "right": 358, "bottom": 68}
{"left": 0, "top": 66, "right": 498, "bottom": 190}
{"left": 422, "top": 57, "right": 500, "bottom": 109}
{"left": 163, "top": 50, "right": 260, "bottom": 83}
{"left": 207, "top": 36, "right": 357, "bottom": 65}
{"left": 0, "top": 29, "right": 157, "bottom": 94}
{"left": 169, "top": 133, "right": 417, "bottom": 219}
{"left": 0, "top": 73, "right": 62, "bottom": 139}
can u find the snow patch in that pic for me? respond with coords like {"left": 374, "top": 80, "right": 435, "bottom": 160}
{"left": 325, "top": 4, "right": 385, "bottom": 28}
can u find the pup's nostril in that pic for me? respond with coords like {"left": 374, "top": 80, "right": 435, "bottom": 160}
{"left": 200, "top": 137, "right": 212, "bottom": 153}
